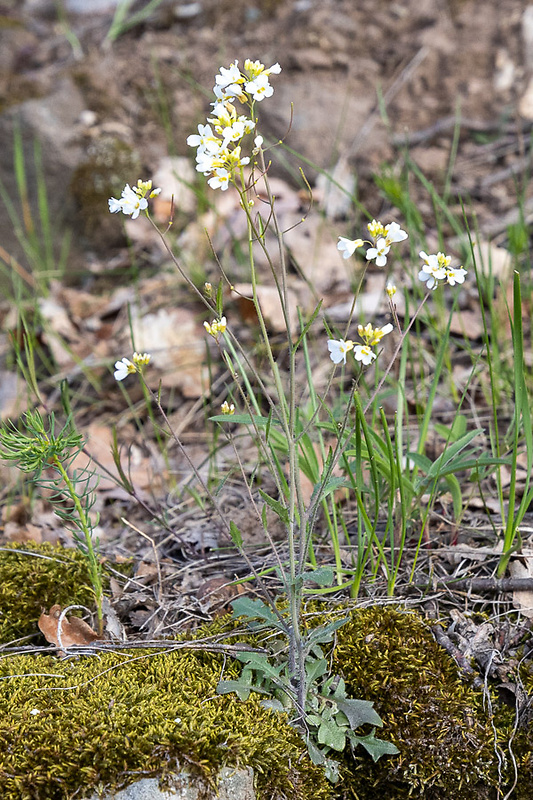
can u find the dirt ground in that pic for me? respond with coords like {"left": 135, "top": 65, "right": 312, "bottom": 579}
{"left": 1, "top": 0, "right": 533, "bottom": 694}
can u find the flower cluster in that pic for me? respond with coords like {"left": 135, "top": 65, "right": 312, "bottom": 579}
{"left": 108, "top": 180, "right": 161, "bottom": 219}
{"left": 204, "top": 316, "right": 227, "bottom": 339}
{"left": 114, "top": 352, "right": 151, "bottom": 382}
{"left": 221, "top": 401, "right": 235, "bottom": 415}
{"left": 418, "top": 251, "right": 467, "bottom": 290}
{"left": 328, "top": 322, "right": 393, "bottom": 366}
{"left": 187, "top": 59, "right": 281, "bottom": 191}
{"left": 337, "top": 220, "right": 408, "bottom": 266}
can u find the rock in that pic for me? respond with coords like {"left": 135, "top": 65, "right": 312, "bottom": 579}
{"left": 0, "top": 76, "right": 85, "bottom": 269}
{"left": 519, "top": 75, "right": 533, "bottom": 120}
{"left": 89, "top": 768, "right": 256, "bottom": 799}
{"left": 523, "top": 6, "right": 533, "bottom": 72}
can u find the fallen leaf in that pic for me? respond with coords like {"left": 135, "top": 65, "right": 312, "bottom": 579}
{"left": 231, "top": 283, "right": 300, "bottom": 334}
{"left": 151, "top": 155, "right": 197, "bottom": 221}
{"left": 38, "top": 605, "right": 101, "bottom": 649}
{"left": 284, "top": 213, "right": 351, "bottom": 293}
{"left": 509, "top": 555, "right": 533, "bottom": 618}
{"left": 197, "top": 577, "right": 246, "bottom": 616}
{"left": 131, "top": 307, "right": 208, "bottom": 397}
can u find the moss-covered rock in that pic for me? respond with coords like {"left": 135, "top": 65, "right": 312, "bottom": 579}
{"left": 0, "top": 542, "right": 97, "bottom": 645}
{"left": 69, "top": 136, "right": 142, "bottom": 249}
{"left": 0, "top": 647, "right": 331, "bottom": 800}
{"left": 2, "top": 544, "right": 530, "bottom": 799}
{"left": 332, "top": 605, "right": 499, "bottom": 799}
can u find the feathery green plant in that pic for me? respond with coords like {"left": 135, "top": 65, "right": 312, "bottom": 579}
{"left": 0, "top": 408, "right": 104, "bottom": 635}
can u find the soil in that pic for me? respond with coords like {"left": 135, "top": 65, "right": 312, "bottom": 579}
{"left": 1, "top": 0, "right": 533, "bottom": 747}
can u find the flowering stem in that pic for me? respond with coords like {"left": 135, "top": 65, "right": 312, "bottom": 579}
{"left": 363, "top": 291, "right": 430, "bottom": 414}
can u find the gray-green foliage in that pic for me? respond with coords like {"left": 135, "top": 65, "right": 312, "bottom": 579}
{"left": 216, "top": 597, "right": 398, "bottom": 782}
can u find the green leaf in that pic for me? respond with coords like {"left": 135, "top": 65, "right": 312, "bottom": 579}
{"left": 310, "top": 475, "right": 349, "bottom": 506}
{"left": 216, "top": 674, "right": 253, "bottom": 701}
{"left": 318, "top": 718, "right": 346, "bottom": 751}
{"left": 305, "top": 658, "right": 328, "bottom": 684}
{"left": 336, "top": 698, "right": 383, "bottom": 730}
{"left": 235, "top": 652, "right": 284, "bottom": 682}
{"left": 302, "top": 566, "right": 334, "bottom": 586}
{"left": 260, "top": 698, "right": 285, "bottom": 712}
{"left": 433, "top": 414, "right": 467, "bottom": 442}
{"left": 230, "top": 596, "right": 281, "bottom": 626}
{"left": 353, "top": 730, "right": 399, "bottom": 761}
{"left": 305, "top": 617, "right": 349, "bottom": 650}
{"left": 215, "top": 280, "right": 224, "bottom": 316}
{"left": 306, "top": 739, "right": 325, "bottom": 766}
{"left": 209, "top": 413, "right": 271, "bottom": 425}
{"left": 258, "top": 489, "right": 290, "bottom": 526}
{"left": 229, "top": 520, "right": 243, "bottom": 548}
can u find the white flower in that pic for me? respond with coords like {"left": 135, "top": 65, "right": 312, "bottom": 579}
{"left": 418, "top": 251, "right": 448, "bottom": 290}
{"left": 384, "top": 222, "right": 408, "bottom": 244}
{"left": 446, "top": 266, "right": 467, "bottom": 286}
{"left": 221, "top": 401, "right": 235, "bottom": 415}
{"left": 386, "top": 282, "right": 397, "bottom": 297}
{"left": 208, "top": 168, "right": 231, "bottom": 191}
{"left": 213, "top": 61, "right": 245, "bottom": 100}
{"left": 187, "top": 123, "right": 221, "bottom": 153}
{"left": 327, "top": 338, "right": 354, "bottom": 364}
{"left": 367, "top": 219, "right": 385, "bottom": 239}
{"left": 215, "top": 61, "right": 242, "bottom": 89}
{"left": 244, "top": 73, "right": 274, "bottom": 101}
{"left": 30, "top": 709, "right": 40, "bottom": 716}
{"left": 196, "top": 149, "right": 220, "bottom": 175}
{"left": 108, "top": 181, "right": 160, "bottom": 219}
{"left": 108, "top": 184, "right": 148, "bottom": 219}
{"left": 114, "top": 357, "right": 136, "bottom": 381}
{"left": 352, "top": 345, "right": 376, "bottom": 365}
{"left": 357, "top": 322, "right": 393, "bottom": 346}
{"left": 204, "top": 316, "right": 227, "bottom": 338}
{"left": 366, "top": 238, "right": 390, "bottom": 267}
{"left": 418, "top": 268, "right": 439, "bottom": 290}
{"left": 337, "top": 236, "right": 364, "bottom": 259}
{"left": 264, "top": 62, "right": 281, "bottom": 75}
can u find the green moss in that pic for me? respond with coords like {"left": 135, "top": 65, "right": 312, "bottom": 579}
{"left": 3, "top": 547, "right": 531, "bottom": 798}
{"left": 0, "top": 647, "right": 331, "bottom": 800}
{"left": 509, "top": 663, "right": 533, "bottom": 800}
{"left": 0, "top": 542, "right": 98, "bottom": 645}
{"left": 331, "top": 605, "right": 499, "bottom": 799}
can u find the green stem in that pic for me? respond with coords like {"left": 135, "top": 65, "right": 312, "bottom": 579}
{"left": 51, "top": 455, "right": 104, "bottom": 635}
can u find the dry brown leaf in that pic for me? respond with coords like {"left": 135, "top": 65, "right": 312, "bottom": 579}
{"left": 151, "top": 155, "right": 197, "bottom": 221}
{"left": 283, "top": 213, "right": 351, "bottom": 293}
{"left": 130, "top": 307, "right": 208, "bottom": 397}
{"left": 509, "top": 555, "right": 533, "bottom": 618}
{"left": 38, "top": 605, "right": 101, "bottom": 649}
{"left": 472, "top": 240, "right": 512, "bottom": 280}
{"left": 0, "top": 370, "right": 28, "bottom": 421}
{"left": 231, "top": 283, "right": 299, "bottom": 334}
{"left": 197, "top": 577, "right": 246, "bottom": 616}
{"left": 67, "top": 422, "right": 167, "bottom": 506}
{"left": 448, "top": 309, "right": 484, "bottom": 339}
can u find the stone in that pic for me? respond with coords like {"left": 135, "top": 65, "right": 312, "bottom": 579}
{"left": 0, "top": 76, "right": 85, "bottom": 269}
{"left": 89, "top": 768, "right": 256, "bottom": 800}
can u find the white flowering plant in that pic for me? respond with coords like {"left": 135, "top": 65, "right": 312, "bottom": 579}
{"left": 96, "top": 56, "right": 521, "bottom": 781}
